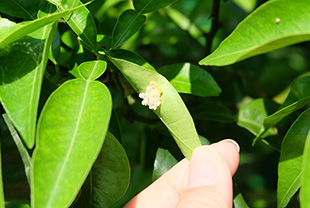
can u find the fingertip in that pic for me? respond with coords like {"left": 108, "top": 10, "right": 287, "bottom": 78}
{"left": 211, "top": 139, "right": 240, "bottom": 176}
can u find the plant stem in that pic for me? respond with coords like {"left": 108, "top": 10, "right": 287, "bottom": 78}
{"left": 205, "top": 0, "right": 221, "bottom": 55}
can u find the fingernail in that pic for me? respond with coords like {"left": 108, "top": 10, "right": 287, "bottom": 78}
{"left": 218, "top": 139, "right": 240, "bottom": 153}
{"left": 188, "top": 146, "right": 221, "bottom": 189}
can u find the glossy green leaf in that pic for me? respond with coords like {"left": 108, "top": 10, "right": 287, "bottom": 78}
{"left": 32, "top": 79, "right": 112, "bottom": 208}
{"left": 301, "top": 129, "right": 310, "bottom": 208}
{"left": 47, "top": 0, "right": 98, "bottom": 51}
{"left": 0, "top": 3, "right": 87, "bottom": 48}
{"left": 199, "top": 0, "right": 310, "bottom": 66}
{"left": 237, "top": 99, "right": 276, "bottom": 137}
{"left": 78, "top": 60, "right": 107, "bottom": 81}
{"left": 108, "top": 50, "right": 201, "bottom": 159}
{"left": 277, "top": 108, "right": 310, "bottom": 208}
{"left": 253, "top": 76, "right": 310, "bottom": 144}
{"left": 133, "top": 0, "right": 177, "bottom": 14}
{"left": 91, "top": 132, "right": 130, "bottom": 207}
{"left": 152, "top": 147, "right": 178, "bottom": 181}
{"left": 0, "top": 19, "right": 56, "bottom": 148}
{"left": 74, "top": 132, "right": 130, "bottom": 208}
{"left": 112, "top": 10, "right": 146, "bottom": 49}
{"left": 0, "top": 0, "right": 46, "bottom": 20}
{"left": 2, "top": 114, "right": 32, "bottom": 184}
{"left": 157, "top": 63, "right": 221, "bottom": 97}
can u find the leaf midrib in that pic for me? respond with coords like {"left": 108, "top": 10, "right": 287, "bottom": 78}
{"left": 46, "top": 81, "right": 90, "bottom": 206}
{"left": 54, "top": 1, "right": 96, "bottom": 51}
{"left": 12, "top": 0, "right": 35, "bottom": 19}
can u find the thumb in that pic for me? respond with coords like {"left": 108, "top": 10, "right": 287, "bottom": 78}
{"left": 177, "top": 142, "right": 239, "bottom": 208}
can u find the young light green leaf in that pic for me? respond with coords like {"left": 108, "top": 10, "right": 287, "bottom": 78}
{"left": 32, "top": 79, "right": 112, "bottom": 208}
{"left": 112, "top": 9, "right": 146, "bottom": 49}
{"left": 47, "top": 0, "right": 98, "bottom": 51}
{"left": 277, "top": 108, "right": 310, "bottom": 208}
{"left": 301, "top": 129, "right": 310, "bottom": 208}
{"left": 78, "top": 60, "right": 107, "bottom": 81}
{"left": 0, "top": 0, "right": 46, "bottom": 20}
{"left": 0, "top": 3, "right": 88, "bottom": 48}
{"left": 152, "top": 147, "right": 178, "bottom": 182}
{"left": 157, "top": 63, "right": 221, "bottom": 97}
{"left": 108, "top": 50, "right": 201, "bottom": 159}
{"left": 199, "top": 0, "right": 310, "bottom": 66}
{"left": 0, "top": 19, "right": 56, "bottom": 148}
{"left": 133, "top": 0, "right": 177, "bottom": 14}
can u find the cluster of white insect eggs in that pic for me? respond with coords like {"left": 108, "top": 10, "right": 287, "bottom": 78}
{"left": 139, "top": 81, "right": 163, "bottom": 110}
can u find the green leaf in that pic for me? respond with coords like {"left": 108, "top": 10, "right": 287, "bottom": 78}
{"left": 232, "top": 0, "right": 257, "bottom": 12}
{"left": 233, "top": 193, "right": 250, "bottom": 208}
{"left": 0, "top": 114, "right": 30, "bottom": 202}
{"left": 0, "top": 0, "right": 46, "bottom": 20}
{"left": 78, "top": 60, "right": 107, "bottom": 81}
{"left": 2, "top": 114, "right": 32, "bottom": 184}
{"left": 74, "top": 132, "right": 130, "bottom": 208}
{"left": 264, "top": 97, "right": 310, "bottom": 128}
{"left": 152, "top": 147, "right": 178, "bottom": 181}
{"left": 112, "top": 10, "right": 146, "bottom": 49}
{"left": 91, "top": 132, "right": 130, "bottom": 207}
{"left": 47, "top": 0, "right": 98, "bottom": 51}
{"left": 32, "top": 79, "right": 112, "bottom": 208}
{"left": 0, "top": 18, "right": 56, "bottom": 148}
{"left": 301, "top": 129, "right": 310, "bottom": 208}
{"left": 199, "top": 0, "right": 310, "bottom": 66}
{"left": 165, "top": 7, "right": 204, "bottom": 45}
{"left": 253, "top": 76, "right": 310, "bottom": 144}
{"left": 237, "top": 99, "right": 276, "bottom": 137}
{"left": 108, "top": 50, "right": 201, "bottom": 159}
{"left": 281, "top": 75, "right": 310, "bottom": 108}
{"left": 157, "top": 63, "right": 221, "bottom": 97}
{"left": 133, "top": 0, "right": 177, "bottom": 14}
{"left": 0, "top": 3, "right": 88, "bottom": 48}
{"left": 277, "top": 108, "right": 310, "bottom": 208}
{"left": 110, "top": 49, "right": 155, "bottom": 71}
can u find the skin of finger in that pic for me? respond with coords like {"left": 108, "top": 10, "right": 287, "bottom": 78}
{"left": 124, "top": 158, "right": 190, "bottom": 208}
{"left": 124, "top": 140, "right": 239, "bottom": 208}
{"left": 211, "top": 140, "right": 240, "bottom": 175}
{"left": 176, "top": 146, "right": 234, "bottom": 208}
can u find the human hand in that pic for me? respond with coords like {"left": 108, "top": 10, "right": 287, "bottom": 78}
{"left": 124, "top": 139, "right": 240, "bottom": 208}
